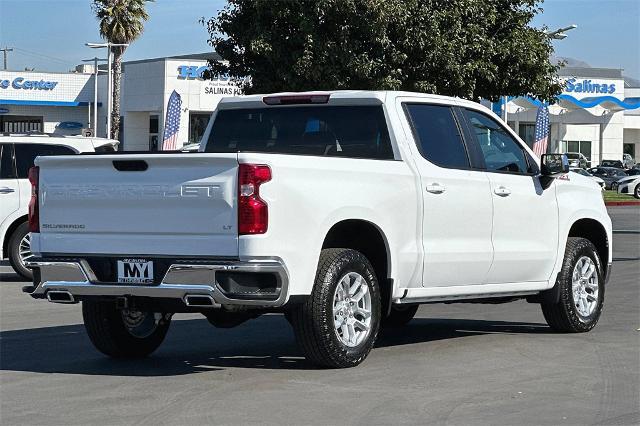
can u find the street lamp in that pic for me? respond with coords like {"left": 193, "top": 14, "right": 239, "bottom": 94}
{"left": 501, "top": 24, "right": 578, "bottom": 124}
{"left": 85, "top": 42, "right": 129, "bottom": 139}
{"left": 546, "top": 24, "right": 578, "bottom": 40}
{"left": 82, "top": 57, "right": 107, "bottom": 136}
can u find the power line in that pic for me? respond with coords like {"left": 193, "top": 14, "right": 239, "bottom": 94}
{"left": 12, "top": 47, "right": 77, "bottom": 67}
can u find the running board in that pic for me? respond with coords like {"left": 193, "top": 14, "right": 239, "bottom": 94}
{"left": 394, "top": 281, "right": 549, "bottom": 305}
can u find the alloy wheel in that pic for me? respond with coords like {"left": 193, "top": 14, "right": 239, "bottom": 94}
{"left": 571, "top": 256, "right": 599, "bottom": 319}
{"left": 332, "top": 272, "right": 372, "bottom": 347}
{"left": 18, "top": 233, "right": 34, "bottom": 268}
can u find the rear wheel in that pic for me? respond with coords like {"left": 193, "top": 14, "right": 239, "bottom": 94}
{"left": 82, "top": 300, "right": 171, "bottom": 358}
{"left": 7, "top": 222, "right": 33, "bottom": 280}
{"left": 383, "top": 305, "right": 419, "bottom": 327}
{"left": 541, "top": 237, "right": 604, "bottom": 332}
{"left": 291, "top": 248, "right": 381, "bottom": 368}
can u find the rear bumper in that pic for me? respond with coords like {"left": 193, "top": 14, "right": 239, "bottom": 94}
{"left": 25, "top": 258, "right": 289, "bottom": 308}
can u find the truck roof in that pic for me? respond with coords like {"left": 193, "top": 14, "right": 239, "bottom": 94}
{"left": 217, "top": 90, "right": 491, "bottom": 113}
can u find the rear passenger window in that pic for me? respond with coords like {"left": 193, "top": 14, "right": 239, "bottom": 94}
{"left": 1, "top": 144, "right": 16, "bottom": 179}
{"left": 404, "top": 104, "right": 469, "bottom": 169}
{"left": 463, "top": 109, "right": 529, "bottom": 174}
{"left": 14, "top": 144, "right": 75, "bottom": 178}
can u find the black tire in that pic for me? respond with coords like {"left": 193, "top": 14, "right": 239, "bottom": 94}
{"left": 382, "top": 305, "right": 419, "bottom": 327}
{"left": 82, "top": 300, "right": 171, "bottom": 358}
{"left": 7, "top": 222, "right": 33, "bottom": 281}
{"left": 541, "top": 237, "right": 605, "bottom": 333}
{"left": 634, "top": 183, "right": 640, "bottom": 199}
{"left": 291, "top": 248, "right": 381, "bottom": 368}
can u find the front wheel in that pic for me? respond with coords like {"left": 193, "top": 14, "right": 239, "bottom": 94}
{"left": 82, "top": 300, "right": 171, "bottom": 358}
{"left": 634, "top": 183, "right": 640, "bottom": 199}
{"left": 541, "top": 237, "right": 604, "bottom": 332}
{"left": 290, "top": 248, "right": 381, "bottom": 368}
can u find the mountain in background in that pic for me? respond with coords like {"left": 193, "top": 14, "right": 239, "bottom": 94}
{"left": 553, "top": 56, "right": 640, "bottom": 88}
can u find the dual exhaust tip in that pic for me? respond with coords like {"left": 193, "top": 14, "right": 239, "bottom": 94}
{"left": 45, "top": 291, "right": 216, "bottom": 308}
{"left": 46, "top": 290, "right": 76, "bottom": 304}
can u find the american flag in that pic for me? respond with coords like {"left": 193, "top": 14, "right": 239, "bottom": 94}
{"left": 161, "top": 90, "right": 182, "bottom": 151}
{"left": 532, "top": 105, "right": 550, "bottom": 158}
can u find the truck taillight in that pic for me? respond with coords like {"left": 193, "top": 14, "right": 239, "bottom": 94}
{"left": 28, "top": 166, "right": 39, "bottom": 233}
{"left": 238, "top": 164, "right": 271, "bottom": 235}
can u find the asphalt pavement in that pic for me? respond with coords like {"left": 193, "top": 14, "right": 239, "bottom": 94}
{"left": 1, "top": 207, "right": 638, "bottom": 425}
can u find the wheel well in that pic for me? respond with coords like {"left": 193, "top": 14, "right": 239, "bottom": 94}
{"left": 2, "top": 215, "right": 27, "bottom": 259}
{"left": 322, "top": 220, "right": 390, "bottom": 283}
{"left": 568, "top": 219, "right": 609, "bottom": 271}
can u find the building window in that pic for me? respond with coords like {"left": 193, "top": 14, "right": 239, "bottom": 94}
{"left": 518, "top": 123, "right": 536, "bottom": 148}
{"left": 189, "top": 112, "right": 211, "bottom": 144}
{"left": 0, "top": 115, "right": 43, "bottom": 133}
{"left": 149, "top": 115, "right": 159, "bottom": 152}
{"left": 562, "top": 140, "right": 592, "bottom": 162}
{"left": 623, "top": 143, "right": 635, "bottom": 158}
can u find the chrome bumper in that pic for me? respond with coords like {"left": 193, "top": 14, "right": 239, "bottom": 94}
{"left": 26, "top": 259, "right": 289, "bottom": 307}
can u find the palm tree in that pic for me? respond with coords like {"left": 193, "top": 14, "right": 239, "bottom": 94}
{"left": 92, "top": 0, "right": 153, "bottom": 139}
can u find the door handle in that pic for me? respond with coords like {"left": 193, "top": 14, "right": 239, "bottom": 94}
{"left": 494, "top": 186, "right": 511, "bottom": 197}
{"left": 0, "top": 187, "right": 15, "bottom": 194}
{"left": 426, "top": 183, "right": 446, "bottom": 194}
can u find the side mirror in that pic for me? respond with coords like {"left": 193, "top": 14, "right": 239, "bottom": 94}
{"left": 541, "top": 154, "right": 569, "bottom": 177}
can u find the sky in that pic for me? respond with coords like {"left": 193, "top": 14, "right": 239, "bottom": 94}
{"left": 0, "top": 0, "right": 638, "bottom": 78}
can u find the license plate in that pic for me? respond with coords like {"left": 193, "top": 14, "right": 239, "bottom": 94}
{"left": 117, "top": 259, "right": 154, "bottom": 284}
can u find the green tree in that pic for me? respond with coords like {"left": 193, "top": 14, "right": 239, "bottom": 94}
{"left": 205, "top": 0, "right": 562, "bottom": 101}
{"left": 92, "top": 0, "right": 153, "bottom": 139}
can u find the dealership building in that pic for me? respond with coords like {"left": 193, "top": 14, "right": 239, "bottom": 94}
{"left": 1, "top": 54, "right": 639, "bottom": 162}
{"left": 499, "top": 66, "right": 640, "bottom": 164}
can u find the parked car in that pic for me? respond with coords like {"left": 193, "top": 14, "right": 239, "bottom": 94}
{"left": 0, "top": 134, "right": 119, "bottom": 279}
{"left": 180, "top": 142, "right": 201, "bottom": 152}
{"left": 611, "top": 168, "right": 640, "bottom": 190}
{"left": 600, "top": 159, "right": 624, "bottom": 169}
{"left": 564, "top": 152, "right": 589, "bottom": 168}
{"left": 617, "top": 176, "right": 640, "bottom": 199}
{"left": 588, "top": 166, "right": 628, "bottom": 189}
{"left": 570, "top": 167, "right": 605, "bottom": 189}
{"left": 622, "top": 153, "right": 635, "bottom": 169}
{"left": 24, "top": 91, "right": 612, "bottom": 368}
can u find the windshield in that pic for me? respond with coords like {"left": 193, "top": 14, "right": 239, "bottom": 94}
{"left": 205, "top": 105, "right": 393, "bottom": 160}
{"left": 565, "top": 153, "right": 580, "bottom": 159}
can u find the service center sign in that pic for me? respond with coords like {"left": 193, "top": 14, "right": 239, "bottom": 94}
{"left": 1, "top": 76, "right": 58, "bottom": 90}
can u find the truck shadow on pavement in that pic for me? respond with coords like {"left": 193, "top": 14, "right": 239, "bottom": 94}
{"left": 0, "top": 315, "right": 552, "bottom": 376}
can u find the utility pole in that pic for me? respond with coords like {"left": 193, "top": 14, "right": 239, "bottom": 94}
{"left": 0, "top": 47, "right": 13, "bottom": 70}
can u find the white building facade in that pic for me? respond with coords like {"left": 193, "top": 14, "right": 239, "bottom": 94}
{"left": 501, "top": 67, "right": 640, "bottom": 165}
{"left": 0, "top": 69, "right": 107, "bottom": 136}
{"left": 121, "top": 52, "right": 241, "bottom": 151}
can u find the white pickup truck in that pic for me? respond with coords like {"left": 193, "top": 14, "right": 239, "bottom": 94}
{"left": 24, "top": 91, "right": 612, "bottom": 368}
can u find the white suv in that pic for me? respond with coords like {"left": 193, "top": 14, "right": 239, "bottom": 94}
{"left": 0, "top": 134, "right": 118, "bottom": 279}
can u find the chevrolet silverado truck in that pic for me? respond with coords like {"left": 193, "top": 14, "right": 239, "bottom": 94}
{"left": 24, "top": 91, "right": 612, "bottom": 368}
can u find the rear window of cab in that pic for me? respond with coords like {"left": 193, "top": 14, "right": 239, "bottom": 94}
{"left": 204, "top": 105, "right": 394, "bottom": 160}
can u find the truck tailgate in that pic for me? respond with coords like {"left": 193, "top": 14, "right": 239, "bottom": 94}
{"left": 36, "top": 153, "right": 238, "bottom": 257}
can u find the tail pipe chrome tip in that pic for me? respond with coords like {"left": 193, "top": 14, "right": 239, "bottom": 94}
{"left": 46, "top": 290, "right": 76, "bottom": 304}
{"left": 183, "top": 294, "right": 217, "bottom": 308}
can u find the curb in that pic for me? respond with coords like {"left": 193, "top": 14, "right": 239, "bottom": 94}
{"left": 605, "top": 201, "right": 640, "bottom": 206}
